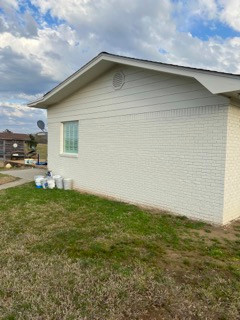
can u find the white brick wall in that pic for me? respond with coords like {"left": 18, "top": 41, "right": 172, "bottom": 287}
{"left": 223, "top": 104, "right": 240, "bottom": 224}
{"left": 47, "top": 65, "right": 231, "bottom": 224}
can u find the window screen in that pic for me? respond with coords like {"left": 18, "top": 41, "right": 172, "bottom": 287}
{"left": 63, "top": 121, "right": 78, "bottom": 154}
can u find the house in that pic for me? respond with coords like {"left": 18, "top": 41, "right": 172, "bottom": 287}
{"left": 0, "top": 130, "right": 30, "bottom": 160}
{"left": 28, "top": 52, "right": 240, "bottom": 225}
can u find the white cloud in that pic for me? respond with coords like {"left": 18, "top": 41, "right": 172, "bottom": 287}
{"left": 27, "top": 0, "right": 240, "bottom": 74}
{"left": 0, "top": 103, "right": 47, "bottom": 133}
{"left": 1, "top": 0, "right": 240, "bottom": 133}
{"left": 0, "top": 101, "right": 26, "bottom": 110}
{"left": 179, "top": 0, "right": 240, "bottom": 32}
{"left": 31, "top": 0, "right": 90, "bottom": 18}
{"left": 219, "top": 0, "right": 240, "bottom": 31}
{"left": 0, "top": 0, "right": 18, "bottom": 10}
{"left": 0, "top": 26, "right": 80, "bottom": 81}
{"left": 1, "top": 0, "right": 240, "bottom": 88}
{"left": 1, "top": 107, "right": 24, "bottom": 118}
{"left": 0, "top": 0, "right": 178, "bottom": 87}
{"left": 190, "top": 0, "right": 218, "bottom": 19}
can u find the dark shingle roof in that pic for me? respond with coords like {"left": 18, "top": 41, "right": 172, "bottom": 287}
{"left": 0, "top": 131, "right": 30, "bottom": 141}
{"left": 101, "top": 52, "right": 240, "bottom": 77}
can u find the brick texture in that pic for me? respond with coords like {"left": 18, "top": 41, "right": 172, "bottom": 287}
{"left": 48, "top": 104, "right": 228, "bottom": 224}
{"left": 47, "top": 65, "right": 236, "bottom": 224}
{"left": 223, "top": 104, "right": 240, "bottom": 224}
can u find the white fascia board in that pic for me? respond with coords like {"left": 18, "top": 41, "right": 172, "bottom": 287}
{"left": 195, "top": 74, "right": 240, "bottom": 94}
{"left": 28, "top": 54, "right": 105, "bottom": 108}
{"left": 103, "top": 55, "right": 240, "bottom": 94}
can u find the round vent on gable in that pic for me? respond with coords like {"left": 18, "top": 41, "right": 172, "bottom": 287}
{"left": 112, "top": 71, "right": 125, "bottom": 89}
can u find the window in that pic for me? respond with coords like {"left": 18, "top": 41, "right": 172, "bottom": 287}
{"left": 63, "top": 121, "right": 78, "bottom": 154}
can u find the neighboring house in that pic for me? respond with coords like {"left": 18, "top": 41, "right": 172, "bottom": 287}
{"left": 29, "top": 52, "right": 240, "bottom": 225}
{"left": 0, "top": 130, "right": 30, "bottom": 160}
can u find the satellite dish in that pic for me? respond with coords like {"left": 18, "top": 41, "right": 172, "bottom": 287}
{"left": 13, "top": 143, "right": 18, "bottom": 148}
{"left": 37, "top": 120, "right": 45, "bottom": 131}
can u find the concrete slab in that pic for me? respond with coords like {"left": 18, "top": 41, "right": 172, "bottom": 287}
{"left": 0, "top": 179, "right": 29, "bottom": 190}
{"left": 3, "top": 168, "right": 46, "bottom": 181}
{"left": 0, "top": 168, "right": 47, "bottom": 191}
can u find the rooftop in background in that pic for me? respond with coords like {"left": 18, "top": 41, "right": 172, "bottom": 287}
{"left": 0, "top": 130, "right": 30, "bottom": 141}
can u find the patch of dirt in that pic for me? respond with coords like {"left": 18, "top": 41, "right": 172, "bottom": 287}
{"left": 195, "top": 220, "right": 240, "bottom": 243}
{"left": 0, "top": 175, "right": 17, "bottom": 185}
{"left": 138, "top": 307, "right": 172, "bottom": 320}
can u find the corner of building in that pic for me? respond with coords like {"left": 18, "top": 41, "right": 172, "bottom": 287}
{"left": 222, "top": 102, "right": 240, "bottom": 225}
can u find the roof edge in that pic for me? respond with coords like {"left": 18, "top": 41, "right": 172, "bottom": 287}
{"left": 28, "top": 52, "right": 106, "bottom": 108}
{"left": 28, "top": 52, "right": 240, "bottom": 108}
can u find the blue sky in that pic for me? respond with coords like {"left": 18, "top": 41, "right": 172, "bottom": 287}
{"left": 0, "top": 0, "right": 240, "bottom": 133}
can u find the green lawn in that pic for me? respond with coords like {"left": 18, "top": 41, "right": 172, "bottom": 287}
{"left": 36, "top": 143, "right": 47, "bottom": 161}
{"left": 0, "top": 184, "right": 239, "bottom": 319}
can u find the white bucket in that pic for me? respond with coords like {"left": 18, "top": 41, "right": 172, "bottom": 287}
{"left": 53, "top": 175, "right": 61, "bottom": 180}
{"left": 63, "top": 178, "right": 73, "bottom": 190}
{"left": 34, "top": 175, "right": 44, "bottom": 188}
{"left": 34, "top": 175, "right": 44, "bottom": 182}
{"left": 48, "top": 178, "right": 55, "bottom": 189}
{"left": 41, "top": 178, "right": 48, "bottom": 189}
{"left": 56, "top": 177, "right": 63, "bottom": 189}
{"left": 53, "top": 175, "right": 63, "bottom": 189}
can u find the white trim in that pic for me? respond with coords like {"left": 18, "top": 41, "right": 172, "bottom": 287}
{"left": 60, "top": 153, "right": 78, "bottom": 158}
{"left": 61, "top": 120, "right": 79, "bottom": 155}
{"left": 28, "top": 54, "right": 103, "bottom": 108}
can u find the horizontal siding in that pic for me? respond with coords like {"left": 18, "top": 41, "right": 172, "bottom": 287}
{"left": 48, "top": 65, "right": 228, "bottom": 123}
{"left": 50, "top": 76, "right": 196, "bottom": 107}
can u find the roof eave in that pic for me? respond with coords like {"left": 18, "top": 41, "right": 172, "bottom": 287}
{"left": 28, "top": 52, "right": 110, "bottom": 109}
{"left": 28, "top": 52, "right": 240, "bottom": 109}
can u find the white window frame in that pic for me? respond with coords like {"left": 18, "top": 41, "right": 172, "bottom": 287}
{"left": 60, "top": 121, "right": 79, "bottom": 157}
